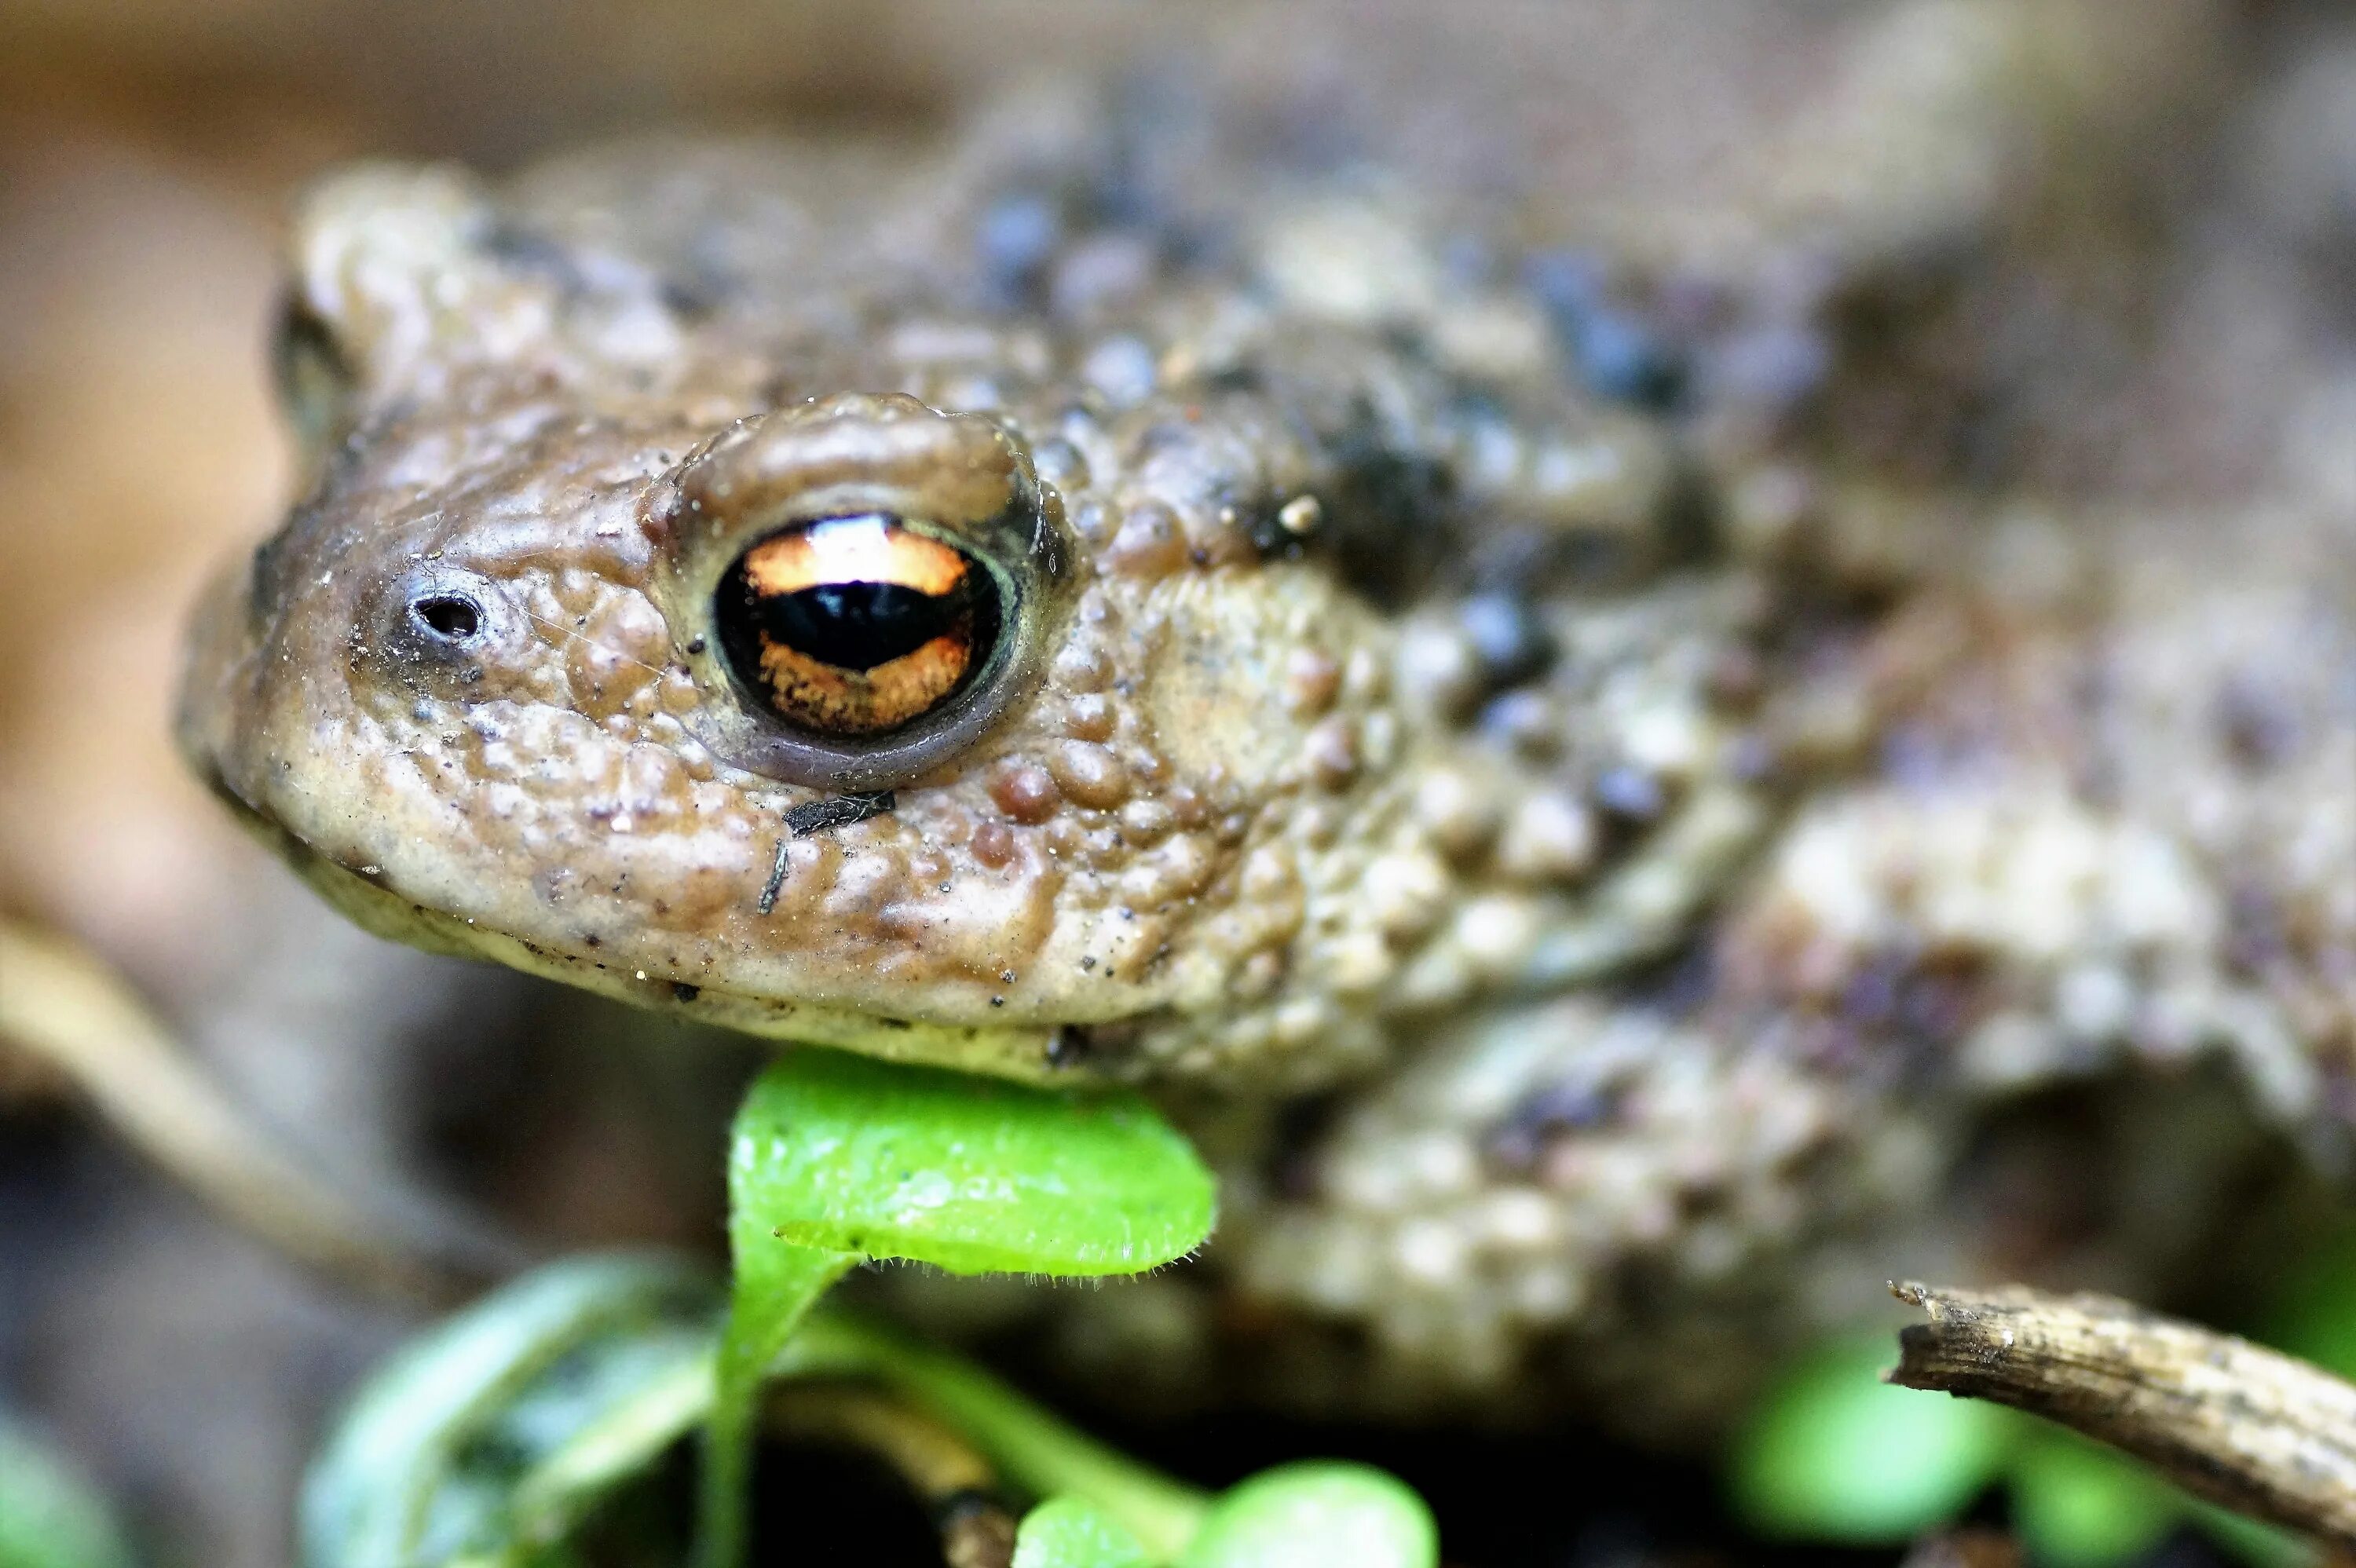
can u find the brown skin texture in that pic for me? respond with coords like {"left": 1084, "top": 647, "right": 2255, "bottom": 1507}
{"left": 176, "top": 127, "right": 1782, "bottom": 1090}
{"left": 177, "top": 2, "right": 2356, "bottom": 1423}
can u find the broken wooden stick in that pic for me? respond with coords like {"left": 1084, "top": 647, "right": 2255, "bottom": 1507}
{"left": 1890, "top": 1281, "right": 2356, "bottom": 1551}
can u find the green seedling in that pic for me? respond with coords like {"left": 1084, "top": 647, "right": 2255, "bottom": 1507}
{"left": 701, "top": 1047, "right": 1216, "bottom": 1567}
{"left": 302, "top": 1051, "right": 1438, "bottom": 1567}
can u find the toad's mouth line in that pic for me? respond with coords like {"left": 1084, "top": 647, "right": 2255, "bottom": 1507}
{"left": 203, "top": 784, "right": 1084, "bottom": 1084}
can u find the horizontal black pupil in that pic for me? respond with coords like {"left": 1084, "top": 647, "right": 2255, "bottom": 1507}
{"left": 758, "top": 580, "right": 958, "bottom": 671}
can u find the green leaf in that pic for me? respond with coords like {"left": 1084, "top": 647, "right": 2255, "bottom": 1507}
{"left": 1731, "top": 1331, "right": 2014, "bottom": 1544}
{"left": 702, "top": 1048, "right": 1218, "bottom": 1567}
{"left": 1180, "top": 1462, "right": 1438, "bottom": 1568}
{"left": 2010, "top": 1433, "right": 2179, "bottom": 1568}
{"left": 1012, "top": 1497, "right": 1151, "bottom": 1568}
{"left": 0, "top": 1418, "right": 135, "bottom": 1568}
{"left": 302, "top": 1252, "right": 721, "bottom": 1568}
{"left": 729, "top": 1047, "right": 1217, "bottom": 1276}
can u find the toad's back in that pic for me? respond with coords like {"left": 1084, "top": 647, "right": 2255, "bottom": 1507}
{"left": 178, "top": 0, "right": 2356, "bottom": 1428}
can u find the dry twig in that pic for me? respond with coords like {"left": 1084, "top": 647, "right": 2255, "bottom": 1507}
{"left": 1891, "top": 1280, "right": 2356, "bottom": 1551}
{"left": 0, "top": 918, "right": 514, "bottom": 1302}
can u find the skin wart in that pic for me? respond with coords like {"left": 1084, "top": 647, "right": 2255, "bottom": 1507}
{"left": 177, "top": 0, "right": 2356, "bottom": 1427}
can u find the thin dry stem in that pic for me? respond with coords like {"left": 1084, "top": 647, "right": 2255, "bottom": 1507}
{"left": 1891, "top": 1281, "right": 2356, "bottom": 1550}
{"left": 0, "top": 918, "right": 511, "bottom": 1302}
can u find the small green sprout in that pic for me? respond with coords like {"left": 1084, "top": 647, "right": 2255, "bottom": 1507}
{"left": 702, "top": 1047, "right": 1217, "bottom": 1566}
{"left": 302, "top": 1051, "right": 1436, "bottom": 1567}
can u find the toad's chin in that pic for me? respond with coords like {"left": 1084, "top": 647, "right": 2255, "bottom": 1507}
{"left": 199, "top": 784, "right": 1076, "bottom": 1084}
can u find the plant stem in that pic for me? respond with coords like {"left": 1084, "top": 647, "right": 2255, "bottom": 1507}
{"left": 697, "top": 1245, "right": 855, "bottom": 1568}
{"left": 786, "top": 1312, "right": 1210, "bottom": 1562}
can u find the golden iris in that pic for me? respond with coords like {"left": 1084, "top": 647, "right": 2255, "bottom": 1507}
{"left": 715, "top": 515, "right": 997, "bottom": 736}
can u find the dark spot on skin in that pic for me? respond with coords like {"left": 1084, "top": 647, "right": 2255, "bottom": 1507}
{"left": 247, "top": 529, "right": 298, "bottom": 630}
{"left": 1317, "top": 396, "right": 1459, "bottom": 605}
{"left": 1458, "top": 592, "right": 1554, "bottom": 690}
{"left": 1837, "top": 947, "right": 1992, "bottom": 1069}
{"left": 785, "top": 791, "right": 898, "bottom": 837}
{"left": 977, "top": 190, "right": 1065, "bottom": 304}
{"left": 1524, "top": 250, "right": 1690, "bottom": 412}
{"left": 2226, "top": 883, "right": 2289, "bottom": 978}
{"left": 481, "top": 220, "right": 587, "bottom": 296}
{"left": 2215, "top": 672, "right": 2303, "bottom": 769}
{"left": 1483, "top": 1078, "right": 1624, "bottom": 1175}
{"left": 1048, "top": 1015, "right": 1149, "bottom": 1069}
{"left": 1265, "top": 1092, "right": 1343, "bottom": 1199}
{"left": 657, "top": 276, "right": 719, "bottom": 321}
{"left": 671, "top": 982, "right": 701, "bottom": 1003}
{"left": 1592, "top": 765, "right": 1666, "bottom": 823}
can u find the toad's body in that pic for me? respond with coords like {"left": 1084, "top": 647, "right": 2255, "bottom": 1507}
{"left": 179, "top": 0, "right": 2356, "bottom": 1430}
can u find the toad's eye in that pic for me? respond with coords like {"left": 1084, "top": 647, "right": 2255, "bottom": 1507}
{"left": 715, "top": 516, "right": 1001, "bottom": 736}
{"left": 653, "top": 394, "right": 1071, "bottom": 791}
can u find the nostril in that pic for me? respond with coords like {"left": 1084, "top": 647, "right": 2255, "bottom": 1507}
{"left": 412, "top": 594, "right": 483, "bottom": 641}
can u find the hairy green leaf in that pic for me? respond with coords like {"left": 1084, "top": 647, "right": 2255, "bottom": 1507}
{"left": 703, "top": 1048, "right": 1217, "bottom": 1566}
{"left": 729, "top": 1048, "right": 1217, "bottom": 1276}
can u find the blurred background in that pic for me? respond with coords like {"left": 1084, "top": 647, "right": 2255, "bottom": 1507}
{"left": 2, "top": 2, "right": 2354, "bottom": 1565}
